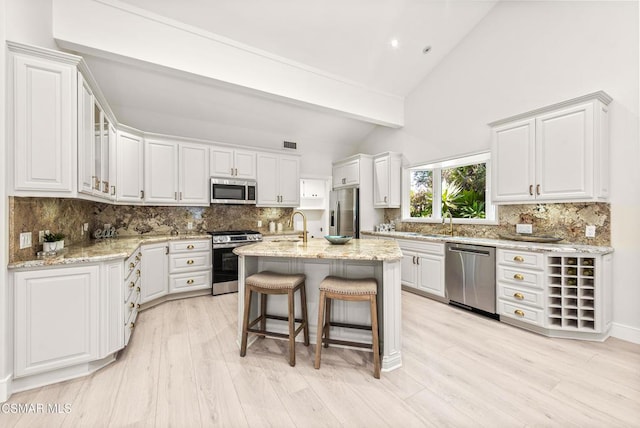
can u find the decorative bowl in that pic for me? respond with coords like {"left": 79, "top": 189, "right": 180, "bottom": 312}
{"left": 324, "top": 235, "right": 353, "bottom": 245}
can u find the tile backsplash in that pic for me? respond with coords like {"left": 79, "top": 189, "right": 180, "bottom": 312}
{"left": 9, "top": 197, "right": 293, "bottom": 263}
{"left": 384, "top": 202, "right": 610, "bottom": 246}
{"left": 9, "top": 197, "right": 610, "bottom": 263}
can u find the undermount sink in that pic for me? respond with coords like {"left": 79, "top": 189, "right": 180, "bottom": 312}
{"left": 271, "top": 238, "right": 301, "bottom": 243}
{"left": 421, "top": 234, "right": 450, "bottom": 238}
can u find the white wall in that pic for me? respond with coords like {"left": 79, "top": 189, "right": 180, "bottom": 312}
{"left": 5, "top": 0, "right": 55, "bottom": 49}
{"left": 358, "top": 1, "right": 640, "bottom": 341}
{"left": 0, "top": 0, "right": 9, "bottom": 401}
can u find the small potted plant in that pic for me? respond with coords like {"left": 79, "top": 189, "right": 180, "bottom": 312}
{"left": 43, "top": 232, "right": 65, "bottom": 252}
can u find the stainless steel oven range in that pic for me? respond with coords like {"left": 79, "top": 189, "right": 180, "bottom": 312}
{"left": 209, "top": 230, "right": 262, "bottom": 295}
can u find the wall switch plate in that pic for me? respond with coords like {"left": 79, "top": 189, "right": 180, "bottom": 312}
{"left": 516, "top": 224, "right": 533, "bottom": 234}
{"left": 187, "top": 222, "right": 193, "bottom": 230}
{"left": 586, "top": 225, "right": 596, "bottom": 238}
{"left": 20, "top": 232, "right": 32, "bottom": 249}
{"left": 257, "top": 220, "right": 262, "bottom": 227}
{"left": 38, "top": 230, "right": 45, "bottom": 243}
{"left": 84, "top": 223, "right": 89, "bottom": 232}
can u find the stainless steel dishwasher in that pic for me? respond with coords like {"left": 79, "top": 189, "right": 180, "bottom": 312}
{"left": 445, "top": 243, "right": 497, "bottom": 317}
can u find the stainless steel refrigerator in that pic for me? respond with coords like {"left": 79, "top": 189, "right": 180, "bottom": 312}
{"left": 329, "top": 188, "right": 360, "bottom": 237}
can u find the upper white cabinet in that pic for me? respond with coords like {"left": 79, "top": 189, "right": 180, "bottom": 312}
{"left": 179, "top": 143, "right": 210, "bottom": 204}
{"left": 8, "top": 42, "right": 80, "bottom": 196}
{"left": 332, "top": 158, "right": 360, "bottom": 189}
{"left": 256, "top": 152, "right": 300, "bottom": 207}
{"left": 210, "top": 146, "right": 256, "bottom": 179}
{"left": 144, "top": 138, "right": 210, "bottom": 206}
{"left": 299, "top": 178, "right": 328, "bottom": 210}
{"left": 491, "top": 92, "right": 611, "bottom": 204}
{"left": 78, "top": 71, "right": 117, "bottom": 201}
{"left": 373, "top": 152, "right": 402, "bottom": 208}
{"left": 117, "top": 130, "right": 145, "bottom": 203}
{"left": 144, "top": 139, "right": 179, "bottom": 204}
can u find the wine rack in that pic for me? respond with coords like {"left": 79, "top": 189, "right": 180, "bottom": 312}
{"left": 547, "top": 256, "right": 596, "bottom": 330}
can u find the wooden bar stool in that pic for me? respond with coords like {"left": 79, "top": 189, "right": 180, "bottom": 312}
{"left": 314, "top": 276, "right": 380, "bottom": 379}
{"left": 240, "top": 271, "right": 309, "bottom": 366}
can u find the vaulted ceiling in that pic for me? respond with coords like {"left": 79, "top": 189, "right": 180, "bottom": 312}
{"left": 54, "top": 0, "right": 499, "bottom": 151}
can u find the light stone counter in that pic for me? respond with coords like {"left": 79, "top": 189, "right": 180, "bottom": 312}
{"left": 362, "top": 231, "right": 614, "bottom": 254}
{"left": 235, "top": 237, "right": 403, "bottom": 372}
{"left": 8, "top": 234, "right": 212, "bottom": 269}
{"left": 233, "top": 238, "right": 403, "bottom": 261}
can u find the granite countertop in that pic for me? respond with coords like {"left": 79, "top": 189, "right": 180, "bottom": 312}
{"left": 8, "top": 234, "right": 212, "bottom": 269}
{"left": 233, "top": 238, "right": 402, "bottom": 261}
{"left": 363, "top": 231, "right": 614, "bottom": 254}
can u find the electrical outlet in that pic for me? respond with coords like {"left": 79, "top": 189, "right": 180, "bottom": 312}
{"left": 257, "top": 220, "right": 262, "bottom": 227}
{"left": 84, "top": 223, "right": 89, "bottom": 232}
{"left": 187, "top": 222, "right": 193, "bottom": 230}
{"left": 38, "top": 230, "right": 45, "bottom": 243}
{"left": 586, "top": 225, "right": 596, "bottom": 238}
{"left": 19, "top": 232, "right": 32, "bottom": 249}
{"left": 516, "top": 224, "right": 533, "bottom": 234}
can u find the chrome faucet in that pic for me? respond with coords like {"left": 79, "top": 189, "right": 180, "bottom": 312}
{"left": 289, "top": 210, "right": 308, "bottom": 243}
{"left": 443, "top": 211, "right": 454, "bottom": 236}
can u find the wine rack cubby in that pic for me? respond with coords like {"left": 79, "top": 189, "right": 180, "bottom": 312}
{"left": 547, "top": 256, "right": 596, "bottom": 330}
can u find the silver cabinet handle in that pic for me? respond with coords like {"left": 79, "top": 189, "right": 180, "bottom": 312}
{"left": 384, "top": 196, "right": 388, "bottom": 203}
{"left": 140, "top": 190, "right": 145, "bottom": 199}
{"left": 111, "top": 185, "right": 116, "bottom": 196}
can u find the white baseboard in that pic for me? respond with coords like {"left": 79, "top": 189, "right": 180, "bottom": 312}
{"left": 0, "top": 373, "right": 11, "bottom": 403}
{"left": 610, "top": 322, "right": 640, "bottom": 344}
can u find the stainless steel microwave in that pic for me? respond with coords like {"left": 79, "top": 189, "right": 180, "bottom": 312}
{"left": 210, "top": 177, "right": 256, "bottom": 204}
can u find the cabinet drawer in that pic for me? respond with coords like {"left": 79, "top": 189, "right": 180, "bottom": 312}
{"left": 124, "top": 249, "right": 142, "bottom": 279}
{"left": 498, "top": 249, "right": 544, "bottom": 270}
{"left": 497, "top": 266, "right": 544, "bottom": 289}
{"left": 169, "top": 252, "right": 211, "bottom": 273}
{"left": 499, "top": 301, "right": 544, "bottom": 326}
{"left": 124, "top": 311, "right": 138, "bottom": 346}
{"left": 169, "top": 271, "right": 211, "bottom": 293}
{"left": 169, "top": 239, "right": 211, "bottom": 253}
{"left": 124, "top": 273, "right": 141, "bottom": 303}
{"left": 498, "top": 283, "right": 544, "bottom": 309}
{"left": 397, "top": 239, "right": 445, "bottom": 255}
{"left": 125, "top": 288, "right": 141, "bottom": 323}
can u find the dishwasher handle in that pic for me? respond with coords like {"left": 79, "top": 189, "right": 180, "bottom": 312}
{"left": 447, "top": 246, "right": 492, "bottom": 257}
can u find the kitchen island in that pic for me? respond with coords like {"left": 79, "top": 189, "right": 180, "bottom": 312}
{"left": 234, "top": 238, "right": 403, "bottom": 371}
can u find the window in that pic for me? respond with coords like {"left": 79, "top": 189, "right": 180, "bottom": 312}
{"left": 404, "top": 152, "right": 496, "bottom": 223}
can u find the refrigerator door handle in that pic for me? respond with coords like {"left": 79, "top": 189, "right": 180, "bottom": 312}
{"left": 336, "top": 201, "right": 341, "bottom": 235}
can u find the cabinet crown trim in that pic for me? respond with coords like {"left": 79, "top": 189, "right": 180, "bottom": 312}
{"left": 488, "top": 91, "right": 612, "bottom": 127}
{"left": 7, "top": 41, "right": 82, "bottom": 66}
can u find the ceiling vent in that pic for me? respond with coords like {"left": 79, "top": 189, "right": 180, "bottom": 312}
{"left": 283, "top": 141, "right": 297, "bottom": 150}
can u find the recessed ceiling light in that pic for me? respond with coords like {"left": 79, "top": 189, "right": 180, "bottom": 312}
{"left": 423, "top": 46, "right": 432, "bottom": 54}
{"left": 390, "top": 39, "right": 399, "bottom": 49}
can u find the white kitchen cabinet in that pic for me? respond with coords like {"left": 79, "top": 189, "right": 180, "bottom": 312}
{"left": 373, "top": 152, "right": 401, "bottom": 208}
{"left": 210, "top": 146, "right": 256, "bottom": 179}
{"left": 491, "top": 91, "right": 611, "bottom": 204}
{"left": 179, "top": 143, "right": 210, "bottom": 204}
{"left": 78, "top": 71, "right": 117, "bottom": 201}
{"left": 498, "top": 249, "right": 612, "bottom": 339}
{"left": 14, "top": 265, "right": 100, "bottom": 377}
{"left": 332, "top": 158, "right": 360, "bottom": 189}
{"left": 117, "top": 130, "right": 145, "bottom": 203}
{"left": 144, "top": 139, "right": 179, "bottom": 204}
{"left": 141, "top": 243, "right": 169, "bottom": 303}
{"left": 256, "top": 152, "right": 300, "bottom": 207}
{"left": 123, "top": 248, "right": 142, "bottom": 346}
{"left": 397, "top": 239, "right": 445, "bottom": 298}
{"left": 8, "top": 42, "right": 79, "bottom": 196}
{"left": 168, "top": 239, "right": 212, "bottom": 293}
{"left": 299, "top": 178, "right": 328, "bottom": 210}
{"left": 100, "top": 260, "right": 124, "bottom": 358}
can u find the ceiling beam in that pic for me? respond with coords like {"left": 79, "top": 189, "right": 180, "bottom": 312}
{"left": 52, "top": 0, "right": 404, "bottom": 128}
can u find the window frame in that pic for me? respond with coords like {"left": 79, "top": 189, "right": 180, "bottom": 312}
{"left": 401, "top": 152, "right": 498, "bottom": 225}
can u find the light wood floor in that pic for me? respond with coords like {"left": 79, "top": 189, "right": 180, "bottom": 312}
{"left": 1, "top": 291, "right": 639, "bottom": 427}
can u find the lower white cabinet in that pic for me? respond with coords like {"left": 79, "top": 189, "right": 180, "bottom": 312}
{"left": 168, "top": 239, "right": 212, "bottom": 293}
{"left": 100, "top": 261, "right": 124, "bottom": 358}
{"left": 141, "top": 242, "right": 169, "bottom": 303}
{"left": 14, "top": 265, "right": 100, "bottom": 377}
{"left": 397, "top": 239, "right": 445, "bottom": 298}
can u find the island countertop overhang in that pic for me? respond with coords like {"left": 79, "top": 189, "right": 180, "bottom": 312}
{"left": 233, "top": 238, "right": 402, "bottom": 262}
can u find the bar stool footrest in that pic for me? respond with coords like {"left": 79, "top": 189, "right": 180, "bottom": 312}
{"left": 327, "top": 321, "right": 373, "bottom": 331}
{"left": 322, "top": 338, "right": 373, "bottom": 349}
